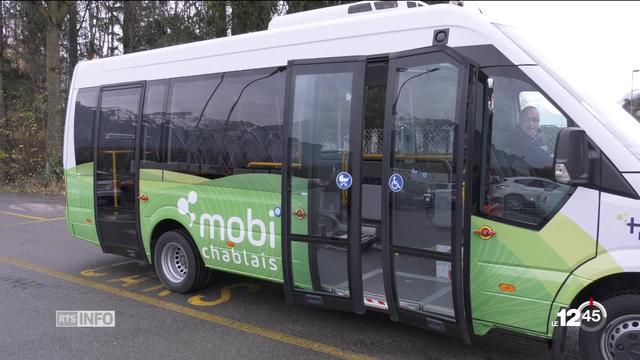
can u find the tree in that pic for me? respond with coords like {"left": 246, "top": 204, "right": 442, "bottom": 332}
{"left": 0, "top": 1, "right": 6, "bottom": 119}
{"left": 67, "top": 1, "right": 79, "bottom": 85}
{"left": 37, "top": 0, "right": 71, "bottom": 177}
{"left": 286, "top": 1, "right": 355, "bottom": 14}
{"left": 200, "top": 1, "right": 229, "bottom": 39}
{"left": 230, "top": 1, "right": 278, "bottom": 35}
{"left": 0, "top": 1, "right": 6, "bottom": 163}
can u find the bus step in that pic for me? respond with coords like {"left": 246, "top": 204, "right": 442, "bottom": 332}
{"left": 363, "top": 293, "right": 388, "bottom": 310}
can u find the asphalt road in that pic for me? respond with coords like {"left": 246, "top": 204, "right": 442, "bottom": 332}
{"left": 0, "top": 191, "right": 580, "bottom": 360}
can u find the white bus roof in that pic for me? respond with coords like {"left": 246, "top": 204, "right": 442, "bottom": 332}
{"left": 71, "top": 2, "right": 533, "bottom": 89}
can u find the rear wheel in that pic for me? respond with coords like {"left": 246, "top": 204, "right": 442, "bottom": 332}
{"left": 579, "top": 293, "right": 640, "bottom": 360}
{"left": 154, "top": 229, "right": 212, "bottom": 293}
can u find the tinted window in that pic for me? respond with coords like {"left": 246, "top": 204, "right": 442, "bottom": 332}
{"left": 166, "top": 74, "right": 222, "bottom": 171}
{"left": 481, "top": 70, "right": 573, "bottom": 226}
{"left": 74, "top": 87, "right": 99, "bottom": 166}
{"left": 165, "top": 68, "right": 285, "bottom": 179}
{"left": 202, "top": 68, "right": 285, "bottom": 172}
{"left": 141, "top": 80, "right": 168, "bottom": 164}
{"left": 95, "top": 87, "right": 141, "bottom": 210}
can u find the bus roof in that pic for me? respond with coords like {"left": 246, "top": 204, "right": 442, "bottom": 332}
{"left": 71, "top": 2, "right": 533, "bottom": 89}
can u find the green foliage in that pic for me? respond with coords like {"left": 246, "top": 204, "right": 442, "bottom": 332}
{"left": 0, "top": 95, "right": 50, "bottom": 188}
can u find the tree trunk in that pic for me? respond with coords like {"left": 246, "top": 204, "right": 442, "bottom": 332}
{"left": 40, "top": 1, "right": 69, "bottom": 175}
{"left": 122, "top": 0, "right": 137, "bottom": 53}
{"left": 0, "top": 0, "right": 6, "bottom": 163}
{"left": 231, "top": 1, "right": 277, "bottom": 35}
{"left": 67, "top": 1, "right": 78, "bottom": 85}
{"left": 88, "top": 1, "right": 96, "bottom": 59}
{"left": 0, "top": 1, "right": 6, "bottom": 120}
{"left": 45, "top": 13, "right": 63, "bottom": 165}
{"left": 207, "top": 1, "right": 228, "bottom": 38}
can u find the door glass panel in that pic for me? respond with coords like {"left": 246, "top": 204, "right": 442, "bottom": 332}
{"left": 289, "top": 70, "right": 355, "bottom": 239}
{"left": 96, "top": 87, "right": 141, "bottom": 223}
{"left": 390, "top": 60, "right": 460, "bottom": 253}
{"left": 291, "top": 241, "right": 349, "bottom": 297}
{"left": 393, "top": 253, "right": 454, "bottom": 316}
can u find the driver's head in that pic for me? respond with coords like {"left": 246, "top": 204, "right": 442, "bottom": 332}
{"left": 519, "top": 106, "right": 540, "bottom": 137}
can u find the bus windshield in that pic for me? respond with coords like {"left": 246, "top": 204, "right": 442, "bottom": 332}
{"left": 495, "top": 23, "right": 640, "bottom": 162}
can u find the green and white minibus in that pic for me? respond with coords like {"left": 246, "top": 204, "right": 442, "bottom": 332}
{"left": 63, "top": 2, "right": 640, "bottom": 359}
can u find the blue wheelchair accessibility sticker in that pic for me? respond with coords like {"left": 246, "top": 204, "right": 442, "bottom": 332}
{"left": 388, "top": 173, "right": 404, "bottom": 192}
{"left": 336, "top": 172, "right": 353, "bottom": 190}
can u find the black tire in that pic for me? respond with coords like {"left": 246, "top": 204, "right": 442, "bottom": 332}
{"left": 579, "top": 293, "right": 640, "bottom": 360}
{"left": 153, "top": 229, "right": 212, "bottom": 294}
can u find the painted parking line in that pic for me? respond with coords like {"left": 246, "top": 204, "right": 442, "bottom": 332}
{"left": 0, "top": 210, "right": 49, "bottom": 221}
{"left": 0, "top": 217, "right": 66, "bottom": 228}
{"left": 0, "top": 256, "right": 375, "bottom": 360}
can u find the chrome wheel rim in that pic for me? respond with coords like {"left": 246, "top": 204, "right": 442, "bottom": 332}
{"left": 601, "top": 314, "right": 640, "bottom": 359}
{"left": 161, "top": 242, "right": 188, "bottom": 284}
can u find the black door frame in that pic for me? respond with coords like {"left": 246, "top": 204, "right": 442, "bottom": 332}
{"left": 93, "top": 81, "right": 148, "bottom": 261}
{"left": 380, "top": 45, "right": 476, "bottom": 342}
{"left": 281, "top": 56, "right": 367, "bottom": 314}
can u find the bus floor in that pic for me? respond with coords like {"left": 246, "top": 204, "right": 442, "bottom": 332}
{"left": 314, "top": 243, "right": 454, "bottom": 317}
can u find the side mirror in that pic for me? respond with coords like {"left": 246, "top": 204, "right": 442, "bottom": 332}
{"left": 553, "top": 128, "right": 591, "bottom": 185}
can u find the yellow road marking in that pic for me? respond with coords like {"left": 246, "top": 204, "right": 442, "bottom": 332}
{"left": 142, "top": 284, "right": 166, "bottom": 292}
{"left": 107, "top": 272, "right": 156, "bottom": 287}
{"left": 188, "top": 283, "right": 261, "bottom": 307}
{"left": 0, "top": 210, "right": 48, "bottom": 221}
{"left": 0, "top": 256, "right": 375, "bottom": 360}
{"left": 0, "top": 216, "right": 66, "bottom": 228}
{"left": 80, "top": 260, "right": 146, "bottom": 277}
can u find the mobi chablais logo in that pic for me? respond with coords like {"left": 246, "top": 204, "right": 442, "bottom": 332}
{"left": 177, "top": 191, "right": 198, "bottom": 227}
{"left": 177, "top": 191, "right": 279, "bottom": 272}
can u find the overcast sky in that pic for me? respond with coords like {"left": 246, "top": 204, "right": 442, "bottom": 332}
{"left": 469, "top": 1, "right": 640, "bottom": 103}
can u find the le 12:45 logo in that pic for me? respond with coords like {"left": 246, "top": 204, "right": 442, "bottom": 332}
{"left": 553, "top": 298, "right": 608, "bottom": 332}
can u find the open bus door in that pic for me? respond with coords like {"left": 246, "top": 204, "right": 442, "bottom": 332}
{"left": 281, "top": 56, "right": 367, "bottom": 314}
{"left": 93, "top": 83, "right": 147, "bottom": 260}
{"left": 380, "top": 46, "right": 476, "bottom": 341}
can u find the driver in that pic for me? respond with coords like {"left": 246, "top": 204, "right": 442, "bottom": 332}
{"left": 506, "top": 106, "right": 552, "bottom": 169}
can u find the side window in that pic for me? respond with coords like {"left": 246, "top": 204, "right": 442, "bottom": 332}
{"left": 164, "top": 68, "right": 285, "bottom": 179}
{"left": 141, "top": 80, "right": 168, "bottom": 165}
{"left": 202, "top": 68, "right": 285, "bottom": 174}
{"left": 166, "top": 74, "right": 222, "bottom": 175}
{"left": 73, "top": 87, "right": 99, "bottom": 167}
{"left": 481, "top": 70, "right": 574, "bottom": 226}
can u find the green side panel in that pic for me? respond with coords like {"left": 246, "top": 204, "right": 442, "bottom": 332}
{"left": 290, "top": 175, "right": 312, "bottom": 290}
{"left": 554, "top": 273, "right": 592, "bottom": 305}
{"left": 470, "top": 213, "right": 596, "bottom": 335}
{"left": 291, "top": 242, "right": 312, "bottom": 290}
{"left": 572, "top": 248, "right": 624, "bottom": 281}
{"left": 139, "top": 170, "right": 311, "bottom": 287}
{"left": 65, "top": 163, "right": 99, "bottom": 245}
{"left": 139, "top": 168, "right": 163, "bottom": 182}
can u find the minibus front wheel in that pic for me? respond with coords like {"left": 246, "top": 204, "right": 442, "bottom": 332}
{"left": 579, "top": 293, "right": 640, "bottom": 360}
{"left": 154, "top": 229, "right": 213, "bottom": 293}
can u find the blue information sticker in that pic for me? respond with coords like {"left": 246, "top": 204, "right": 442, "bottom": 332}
{"left": 336, "top": 172, "right": 353, "bottom": 190}
{"left": 388, "top": 173, "right": 404, "bottom": 192}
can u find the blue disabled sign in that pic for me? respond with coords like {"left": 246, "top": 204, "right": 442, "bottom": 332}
{"left": 388, "top": 173, "right": 404, "bottom": 192}
{"left": 336, "top": 172, "right": 352, "bottom": 190}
